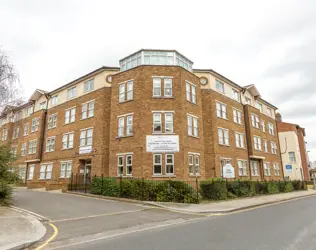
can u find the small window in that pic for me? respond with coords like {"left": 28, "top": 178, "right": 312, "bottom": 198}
{"left": 271, "top": 142, "right": 277, "bottom": 154}
{"left": 39, "top": 101, "right": 46, "bottom": 110}
{"left": 268, "top": 123, "right": 275, "bottom": 135}
{"left": 251, "top": 114, "right": 260, "bottom": 128}
{"left": 233, "top": 109, "right": 242, "bottom": 124}
{"left": 48, "top": 114, "right": 57, "bottom": 129}
{"left": 23, "top": 124, "right": 29, "bottom": 136}
{"left": 126, "top": 115, "right": 133, "bottom": 135}
{"left": 153, "top": 154, "right": 162, "bottom": 175}
{"left": 187, "top": 115, "right": 198, "bottom": 137}
{"left": 264, "top": 140, "right": 268, "bottom": 153}
{"left": 218, "top": 128, "right": 229, "bottom": 145}
{"left": 60, "top": 162, "right": 72, "bottom": 178}
{"left": 289, "top": 152, "right": 296, "bottom": 163}
{"left": 153, "top": 113, "right": 162, "bottom": 133}
{"left": 245, "top": 97, "right": 252, "bottom": 105}
{"left": 21, "top": 143, "right": 27, "bottom": 156}
{"left": 250, "top": 161, "right": 259, "bottom": 176}
{"left": 254, "top": 136, "right": 262, "bottom": 151}
{"left": 117, "top": 114, "right": 133, "bottom": 137}
{"left": 164, "top": 78, "right": 172, "bottom": 97}
{"left": 186, "top": 81, "right": 197, "bottom": 104}
{"left": 40, "top": 164, "right": 53, "bottom": 180}
{"left": 65, "top": 108, "right": 76, "bottom": 124}
{"left": 235, "top": 133, "right": 245, "bottom": 148}
{"left": 62, "top": 133, "right": 74, "bottom": 149}
{"left": 165, "top": 154, "right": 174, "bottom": 175}
{"left": 165, "top": 113, "right": 173, "bottom": 133}
{"left": 189, "top": 154, "right": 200, "bottom": 176}
{"left": 82, "top": 101, "right": 94, "bottom": 119}
{"left": 153, "top": 78, "right": 161, "bottom": 97}
{"left": 238, "top": 160, "right": 247, "bottom": 176}
{"left": 27, "top": 106, "right": 34, "bottom": 116}
{"left": 1, "top": 129, "right": 8, "bottom": 141}
{"left": 232, "top": 89, "right": 239, "bottom": 101}
{"left": 264, "top": 162, "right": 271, "bottom": 176}
{"left": 119, "top": 84, "right": 125, "bottom": 102}
{"left": 31, "top": 118, "right": 40, "bottom": 132}
{"left": 126, "top": 155, "right": 132, "bottom": 175}
{"left": 117, "top": 156, "right": 124, "bottom": 176}
{"left": 84, "top": 79, "right": 94, "bottom": 92}
{"left": 28, "top": 165, "right": 35, "bottom": 180}
{"left": 46, "top": 137, "right": 55, "bottom": 152}
{"left": 267, "top": 108, "right": 272, "bottom": 117}
{"left": 261, "top": 120, "right": 266, "bottom": 132}
{"left": 274, "top": 163, "right": 280, "bottom": 176}
{"left": 119, "top": 80, "right": 133, "bottom": 102}
{"left": 216, "top": 102, "right": 227, "bottom": 119}
{"left": 216, "top": 80, "right": 224, "bottom": 93}
{"left": 187, "top": 116, "right": 192, "bottom": 135}
{"left": 67, "top": 87, "right": 76, "bottom": 100}
{"left": 256, "top": 102, "right": 263, "bottom": 112}
{"left": 118, "top": 117, "right": 125, "bottom": 137}
{"left": 126, "top": 81, "right": 133, "bottom": 100}
{"left": 186, "top": 82, "right": 191, "bottom": 101}
{"left": 80, "top": 128, "right": 93, "bottom": 146}
{"left": 28, "top": 140, "right": 37, "bottom": 154}
{"left": 52, "top": 95, "right": 58, "bottom": 106}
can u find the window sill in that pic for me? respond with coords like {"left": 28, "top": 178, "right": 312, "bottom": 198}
{"left": 219, "top": 143, "right": 230, "bottom": 147}
{"left": 118, "top": 99, "right": 134, "bottom": 104}
{"left": 254, "top": 149, "right": 263, "bottom": 152}
{"left": 116, "top": 175, "right": 133, "bottom": 178}
{"left": 116, "top": 134, "right": 134, "bottom": 139}
{"left": 152, "top": 96, "right": 174, "bottom": 99}
{"left": 64, "top": 121, "right": 76, "bottom": 126}
{"left": 188, "top": 135, "right": 199, "bottom": 139}
{"left": 189, "top": 174, "right": 201, "bottom": 178}
{"left": 81, "top": 116, "right": 94, "bottom": 121}
{"left": 62, "top": 148, "right": 73, "bottom": 151}
{"left": 251, "top": 175, "right": 260, "bottom": 177}
{"left": 186, "top": 100, "right": 197, "bottom": 105}
{"left": 152, "top": 132, "right": 175, "bottom": 135}
{"left": 47, "top": 127, "right": 57, "bottom": 130}
{"left": 152, "top": 175, "right": 176, "bottom": 178}
{"left": 79, "top": 144, "right": 92, "bottom": 148}
{"left": 31, "top": 130, "right": 39, "bottom": 133}
{"left": 59, "top": 177, "right": 70, "bottom": 179}
{"left": 234, "top": 122, "right": 243, "bottom": 126}
{"left": 217, "top": 116, "right": 228, "bottom": 121}
{"left": 28, "top": 153, "right": 36, "bottom": 155}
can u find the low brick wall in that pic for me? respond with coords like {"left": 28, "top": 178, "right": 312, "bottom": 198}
{"left": 27, "top": 181, "right": 46, "bottom": 189}
{"left": 46, "top": 183, "right": 62, "bottom": 191}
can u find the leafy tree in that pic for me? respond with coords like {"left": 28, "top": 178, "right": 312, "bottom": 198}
{"left": 0, "top": 144, "right": 19, "bottom": 205}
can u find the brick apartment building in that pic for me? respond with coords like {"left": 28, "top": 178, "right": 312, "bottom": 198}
{"left": 276, "top": 114, "right": 309, "bottom": 181}
{"left": 0, "top": 49, "right": 284, "bottom": 187}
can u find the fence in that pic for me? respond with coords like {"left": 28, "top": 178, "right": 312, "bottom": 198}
{"left": 68, "top": 174, "right": 200, "bottom": 203}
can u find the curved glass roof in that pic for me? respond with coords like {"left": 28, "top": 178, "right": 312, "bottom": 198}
{"left": 119, "top": 49, "right": 193, "bottom": 72}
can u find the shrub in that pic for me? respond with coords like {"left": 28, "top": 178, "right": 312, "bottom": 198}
{"left": 266, "top": 181, "right": 279, "bottom": 194}
{"left": 280, "top": 181, "right": 293, "bottom": 193}
{"left": 258, "top": 182, "right": 268, "bottom": 194}
{"left": 227, "top": 181, "right": 256, "bottom": 197}
{"left": 91, "top": 177, "right": 120, "bottom": 197}
{"left": 292, "top": 180, "right": 304, "bottom": 190}
{"left": 200, "top": 180, "right": 227, "bottom": 200}
{"left": 0, "top": 180, "right": 13, "bottom": 206}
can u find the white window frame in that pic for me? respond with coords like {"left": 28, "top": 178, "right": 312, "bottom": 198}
{"left": 251, "top": 114, "right": 260, "bottom": 128}
{"left": 126, "top": 154, "right": 133, "bottom": 176}
{"left": 216, "top": 102, "right": 227, "bottom": 119}
{"left": 218, "top": 128, "right": 230, "bottom": 146}
{"left": 80, "top": 128, "right": 93, "bottom": 147}
{"left": 153, "top": 154, "right": 162, "bottom": 175}
{"left": 186, "top": 82, "right": 191, "bottom": 102}
{"left": 84, "top": 79, "right": 94, "bottom": 93}
{"left": 12, "top": 126, "right": 20, "bottom": 139}
{"left": 153, "top": 113, "right": 162, "bottom": 133}
{"left": 60, "top": 161, "right": 72, "bottom": 178}
{"left": 233, "top": 108, "right": 242, "bottom": 124}
{"left": 254, "top": 136, "right": 262, "bottom": 151}
{"left": 39, "top": 101, "right": 46, "bottom": 110}
{"left": 189, "top": 153, "right": 200, "bottom": 176}
{"left": 21, "top": 143, "right": 27, "bottom": 156}
{"left": 40, "top": 164, "right": 53, "bottom": 180}
{"left": 81, "top": 100, "right": 95, "bottom": 120}
{"left": 264, "top": 140, "right": 269, "bottom": 153}
{"left": 117, "top": 114, "right": 133, "bottom": 137}
{"left": 250, "top": 161, "right": 259, "bottom": 176}
{"left": 126, "top": 115, "right": 133, "bottom": 136}
{"left": 245, "top": 97, "right": 252, "bottom": 105}
{"left": 238, "top": 160, "right": 247, "bottom": 176}
{"left": 46, "top": 137, "right": 56, "bottom": 152}
{"left": 126, "top": 81, "right": 133, "bottom": 101}
{"left": 271, "top": 142, "right": 278, "bottom": 154}
{"left": 193, "top": 117, "right": 198, "bottom": 137}
{"left": 261, "top": 120, "right": 266, "bottom": 132}
{"left": 11, "top": 146, "right": 17, "bottom": 157}
{"left": 232, "top": 89, "right": 240, "bottom": 101}
{"left": 235, "top": 132, "right": 245, "bottom": 148}
{"left": 289, "top": 151, "right": 296, "bottom": 163}
{"left": 48, "top": 114, "right": 57, "bottom": 129}
{"left": 268, "top": 123, "right": 275, "bottom": 135}
{"left": 117, "top": 155, "right": 124, "bottom": 176}
{"left": 186, "top": 81, "right": 196, "bottom": 104}
{"left": 28, "top": 140, "right": 37, "bottom": 155}
{"left": 165, "top": 154, "right": 174, "bottom": 175}
{"left": 274, "top": 163, "right": 280, "bottom": 176}
{"left": 27, "top": 106, "right": 34, "bottom": 116}
{"left": 62, "top": 132, "right": 74, "bottom": 150}
{"left": 65, "top": 107, "right": 76, "bottom": 124}
{"left": 23, "top": 123, "right": 29, "bottom": 136}
{"left": 67, "top": 86, "right": 76, "bottom": 100}
{"left": 51, "top": 95, "right": 58, "bottom": 107}
{"left": 264, "top": 162, "right": 271, "bottom": 176}
{"left": 164, "top": 78, "right": 173, "bottom": 97}
{"left": 28, "top": 165, "right": 35, "bottom": 180}
{"left": 1, "top": 128, "right": 8, "bottom": 141}
{"left": 216, "top": 80, "right": 224, "bottom": 93}
{"left": 119, "top": 83, "right": 125, "bottom": 102}
{"left": 153, "top": 78, "right": 162, "bottom": 97}
{"left": 257, "top": 102, "right": 263, "bottom": 112}
{"left": 31, "top": 118, "right": 40, "bottom": 132}
{"left": 165, "top": 113, "right": 173, "bottom": 133}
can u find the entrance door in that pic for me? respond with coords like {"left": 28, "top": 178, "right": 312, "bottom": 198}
{"left": 84, "top": 160, "right": 92, "bottom": 184}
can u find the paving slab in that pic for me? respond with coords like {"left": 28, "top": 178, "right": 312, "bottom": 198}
{"left": 0, "top": 207, "right": 46, "bottom": 250}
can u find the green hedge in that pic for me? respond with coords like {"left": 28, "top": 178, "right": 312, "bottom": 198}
{"left": 0, "top": 180, "right": 13, "bottom": 206}
{"left": 200, "top": 180, "right": 306, "bottom": 201}
{"left": 90, "top": 178, "right": 199, "bottom": 204}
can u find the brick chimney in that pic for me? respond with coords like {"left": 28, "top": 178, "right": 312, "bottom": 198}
{"left": 275, "top": 112, "right": 282, "bottom": 122}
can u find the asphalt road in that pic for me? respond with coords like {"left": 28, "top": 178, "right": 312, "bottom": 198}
{"left": 13, "top": 188, "right": 316, "bottom": 250}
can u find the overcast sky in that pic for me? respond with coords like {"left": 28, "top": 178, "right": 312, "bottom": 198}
{"left": 1, "top": 0, "right": 315, "bottom": 161}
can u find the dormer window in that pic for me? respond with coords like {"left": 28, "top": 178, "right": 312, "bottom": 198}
{"left": 216, "top": 80, "right": 224, "bottom": 93}
{"left": 256, "top": 102, "right": 263, "bottom": 113}
{"left": 67, "top": 86, "right": 76, "bottom": 100}
{"left": 232, "top": 89, "right": 239, "bottom": 101}
{"left": 52, "top": 95, "right": 58, "bottom": 107}
{"left": 27, "top": 106, "right": 34, "bottom": 117}
{"left": 39, "top": 101, "right": 46, "bottom": 110}
{"left": 245, "top": 97, "right": 252, "bottom": 105}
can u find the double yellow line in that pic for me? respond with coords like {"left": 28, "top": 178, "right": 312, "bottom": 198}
{"left": 36, "top": 223, "right": 58, "bottom": 250}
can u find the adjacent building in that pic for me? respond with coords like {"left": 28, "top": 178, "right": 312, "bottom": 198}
{"left": 0, "top": 49, "right": 284, "bottom": 188}
{"left": 277, "top": 114, "right": 309, "bottom": 181}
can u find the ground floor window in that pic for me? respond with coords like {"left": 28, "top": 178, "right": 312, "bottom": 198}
{"left": 153, "top": 153, "right": 175, "bottom": 176}
{"left": 189, "top": 153, "right": 200, "bottom": 176}
{"left": 117, "top": 154, "right": 133, "bottom": 176}
{"left": 273, "top": 163, "right": 280, "bottom": 176}
{"left": 264, "top": 162, "right": 271, "bottom": 176}
{"left": 237, "top": 160, "right": 247, "bottom": 176}
{"left": 19, "top": 166, "right": 26, "bottom": 181}
{"left": 40, "top": 164, "right": 53, "bottom": 180}
{"left": 60, "top": 161, "right": 72, "bottom": 178}
{"left": 250, "top": 161, "right": 259, "bottom": 176}
{"left": 28, "top": 165, "right": 35, "bottom": 180}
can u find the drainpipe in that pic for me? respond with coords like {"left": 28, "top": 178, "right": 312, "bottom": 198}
{"left": 276, "top": 121, "right": 286, "bottom": 180}
{"left": 39, "top": 94, "right": 50, "bottom": 161}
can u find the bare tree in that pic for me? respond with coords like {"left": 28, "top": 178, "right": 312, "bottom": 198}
{"left": 0, "top": 48, "right": 23, "bottom": 112}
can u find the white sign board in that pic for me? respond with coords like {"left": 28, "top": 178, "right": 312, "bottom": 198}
{"left": 146, "top": 135, "right": 179, "bottom": 152}
{"left": 223, "top": 164, "right": 235, "bottom": 178}
{"left": 79, "top": 145, "right": 92, "bottom": 154}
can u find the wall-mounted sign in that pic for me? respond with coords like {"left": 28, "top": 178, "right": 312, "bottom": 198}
{"left": 286, "top": 165, "right": 292, "bottom": 171}
{"left": 223, "top": 164, "right": 235, "bottom": 178}
{"left": 79, "top": 146, "right": 92, "bottom": 154}
{"left": 146, "top": 135, "right": 179, "bottom": 152}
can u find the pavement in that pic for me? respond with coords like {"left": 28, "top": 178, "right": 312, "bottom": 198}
{"left": 0, "top": 206, "right": 46, "bottom": 250}
{"left": 148, "top": 189, "right": 316, "bottom": 213}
